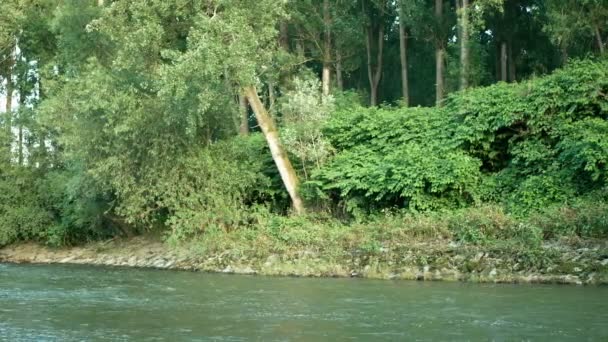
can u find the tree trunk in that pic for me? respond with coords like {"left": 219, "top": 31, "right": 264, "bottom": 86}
{"left": 243, "top": 85, "right": 305, "bottom": 215}
{"left": 365, "top": 25, "right": 384, "bottom": 106}
{"left": 336, "top": 49, "right": 343, "bottom": 91}
{"left": 4, "top": 49, "right": 14, "bottom": 157}
{"left": 435, "top": 0, "right": 444, "bottom": 106}
{"left": 268, "top": 82, "right": 276, "bottom": 113}
{"left": 500, "top": 41, "right": 508, "bottom": 82}
{"left": 18, "top": 124, "right": 23, "bottom": 166}
{"left": 322, "top": 0, "right": 331, "bottom": 97}
{"left": 398, "top": 4, "right": 409, "bottom": 106}
{"left": 459, "top": 0, "right": 469, "bottom": 90}
{"left": 595, "top": 26, "right": 605, "bottom": 54}
{"left": 238, "top": 94, "right": 249, "bottom": 136}
{"left": 279, "top": 22, "right": 289, "bottom": 51}
{"left": 508, "top": 41, "right": 516, "bottom": 82}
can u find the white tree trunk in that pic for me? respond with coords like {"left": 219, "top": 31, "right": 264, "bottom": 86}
{"left": 322, "top": 0, "right": 331, "bottom": 97}
{"left": 244, "top": 86, "right": 305, "bottom": 215}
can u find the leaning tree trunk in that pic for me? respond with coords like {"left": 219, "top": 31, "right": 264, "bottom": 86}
{"left": 243, "top": 86, "right": 305, "bottom": 215}
{"left": 435, "top": 0, "right": 444, "bottom": 106}
{"left": 398, "top": 4, "right": 409, "bottom": 106}
{"left": 594, "top": 26, "right": 605, "bottom": 55}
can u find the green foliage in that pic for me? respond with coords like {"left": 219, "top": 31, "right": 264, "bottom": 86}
{"left": 314, "top": 105, "right": 482, "bottom": 215}
{"left": 163, "top": 135, "right": 277, "bottom": 242}
{"left": 311, "top": 59, "right": 608, "bottom": 217}
{"left": 279, "top": 75, "right": 335, "bottom": 179}
{"left": 447, "top": 206, "right": 543, "bottom": 247}
{"left": 1, "top": 0, "right": 607, "bottom": 251}
{"left": 0, "top": 167, "right": 52, "bottom": 246}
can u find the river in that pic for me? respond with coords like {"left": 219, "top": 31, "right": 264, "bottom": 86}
{"left": 1, "top": 263, "right": 607, "bottom": 341}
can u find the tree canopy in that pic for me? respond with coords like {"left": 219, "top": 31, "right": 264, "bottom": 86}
{"left": 0, "top": 0, "right": 606, "bottom": 246}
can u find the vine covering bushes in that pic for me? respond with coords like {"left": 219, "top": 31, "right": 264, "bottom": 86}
{"left": 311, "top": 59, "right": 608, "bottom": 216}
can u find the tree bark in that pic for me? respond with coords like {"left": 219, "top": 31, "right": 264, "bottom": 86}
{"left": 322, "top": 0, "right": 331, "bottom": 97}
{"left": 508, "top": 41, "right": 516, "bottom": 82}
{"left": 595, "top": 26, "right": 605, "bottom": 55}
{"left": 17, "top": 88, "right": 24, "bottom": 166}
{"left": 435, "top": 0, "right": 444, "bottom": 106}
{"left": 398, "top": 3, "right": 409, "bottom": 106}
{"left": 500, "top": 41, "right": 508, "bottom": 82}
{"left": 268, "top": 82, "right": 276, "bottom": 113}
{"left": 458, "top": 0, "right": 469, "bottom": 90}
{"left": 238, "top": 94, "right": 249, "bottom": 136}
{"left": 243, "top": 85, "right": 305, "bottom": 215}
{"left": 335, "top": 49, "right": 343, "bottom": 91}
{"left": 365, "top": 24, "right": 384, "bottom": 106}
{"left": 4, "top": 48, "right": 14, "bottom": 158}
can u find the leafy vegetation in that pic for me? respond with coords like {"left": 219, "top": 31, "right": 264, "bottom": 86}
{"left": 0, "top": 0, "right": 607, "bottom": 253}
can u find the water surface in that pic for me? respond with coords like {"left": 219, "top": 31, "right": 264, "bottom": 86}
{"left": 1, "top": 263, "right": 607, "bottom": 341}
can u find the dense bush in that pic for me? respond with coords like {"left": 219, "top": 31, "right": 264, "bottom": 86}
{"left": 312, "top": 59, "right": 608, "bottom": 216}
{"left": 1, "top": 59, "right": 606, "bottom": 247}
{"left": 0, "top": 167, "right": 53, "bottom": 245}
{"left": 314, "top": 106, "right": 482, "bottom": 216}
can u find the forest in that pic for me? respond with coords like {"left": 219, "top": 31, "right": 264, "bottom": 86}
{"left": 0, "top": 0, "right": 607, "bottom": 252}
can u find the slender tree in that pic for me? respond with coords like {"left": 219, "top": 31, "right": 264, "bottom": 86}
{"left": 363, "top": 0, "right": 384, "bottom": 106}
{"left": 398, "top": 1, "right": 409, "bottom": 105}
{"left": 457, "top": 0, "right": 470, "bottom": 90}
{"left": 435, "top": 0, "right": 445, "bottom": 105}
{"left": 322, "top": 0, "right": 332, "bottom": 97}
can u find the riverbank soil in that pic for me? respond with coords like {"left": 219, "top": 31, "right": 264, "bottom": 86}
{"left": 1, "top": 236, "right": 607, "bottom": 285}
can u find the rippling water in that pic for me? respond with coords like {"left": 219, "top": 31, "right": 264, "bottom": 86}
{"left": 1, "top": 263, "right": 607, "bottom": 341}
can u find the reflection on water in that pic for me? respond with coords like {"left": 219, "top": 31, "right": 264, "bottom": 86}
{"left": 1, "top": 263, "right": 607, "bottom": 341}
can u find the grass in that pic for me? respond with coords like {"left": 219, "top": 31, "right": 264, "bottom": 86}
{"left": 173, "top": 198, "right": 608, "bottom": 265}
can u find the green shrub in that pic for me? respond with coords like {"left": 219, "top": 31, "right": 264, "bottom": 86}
{"left": 0, "top": 167, "right": 53, "bottom": 246}
{"left": 313, "top": 59, "right": 608, "bottom": 216}
{"left": 314, "top": 106, "right": 482, "bottom": 215}
{"left": 163, "top": 135, "right": 278, "bottom": 242}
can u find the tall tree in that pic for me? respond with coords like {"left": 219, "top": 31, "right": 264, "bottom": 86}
{"left": 363, "top": 0, "right": 384, "bottom": 106}
{"left": 435, "top": 0, "right": 445, "bottom": 105}
{"left": 398, "top": 0, "right": 409, "bottom": 105}
{"left": 322, "top": 0, "right": 332, "bottom": 96}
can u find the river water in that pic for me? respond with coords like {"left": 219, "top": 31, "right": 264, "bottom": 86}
{"left": 1, "top": 263, "right": 607, "bottom": 341}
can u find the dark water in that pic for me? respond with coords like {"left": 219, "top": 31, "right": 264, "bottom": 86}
{"left": 1, "top": 263, "right": 607, "bottom": 341}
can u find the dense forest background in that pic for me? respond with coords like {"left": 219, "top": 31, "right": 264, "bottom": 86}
{"left": 0, "top": 0, "right": 607, "bottom": 247}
